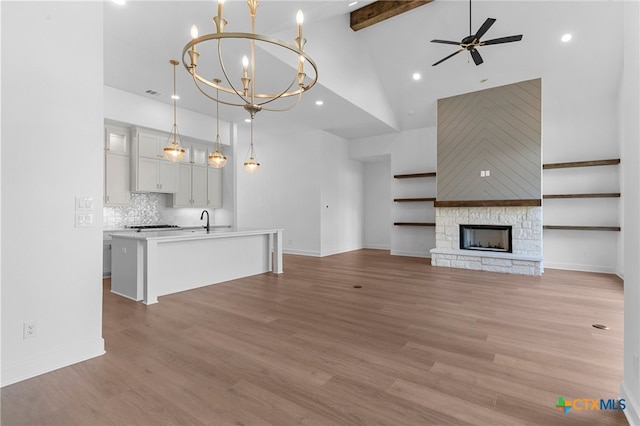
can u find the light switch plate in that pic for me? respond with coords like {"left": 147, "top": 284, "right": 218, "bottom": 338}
{"left": 75, "top": 213, "right": 94, "bottom": 227}
{"left": 75, "top": 196, "right": 94, "bottom": 211}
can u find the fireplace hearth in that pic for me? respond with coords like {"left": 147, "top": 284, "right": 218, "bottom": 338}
{"left": 460, "top": 224, "right": 512, "bottom": 253}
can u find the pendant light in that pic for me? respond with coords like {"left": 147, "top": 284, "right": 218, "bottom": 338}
{"left": 163, "top": 59, "right": 186, "bottom": 162}
{"left": 208, "top": 78, "right": 227, "bottom": 168}
{"left": 243, "top": 118, "right": 260, "bottom": 174}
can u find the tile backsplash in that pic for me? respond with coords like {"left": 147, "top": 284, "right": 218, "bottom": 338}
{"left": 103, "top": 193, "right": 229, "bottom": 228}
{"left": 103, "top": 193, "right": 165, "bottom": 227}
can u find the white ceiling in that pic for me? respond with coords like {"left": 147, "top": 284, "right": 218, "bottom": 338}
{"left": 104, "top": 0, "right": 624, "bottom": 141}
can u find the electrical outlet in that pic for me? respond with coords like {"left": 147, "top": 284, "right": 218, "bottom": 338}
{"left": 23, "top": 321, "right": 38, "bottom": 339}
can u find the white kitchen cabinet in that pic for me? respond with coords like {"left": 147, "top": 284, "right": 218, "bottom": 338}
{"left": 207, "top": 167, "right": 222, "bottom": 208}
{"left": 105, "top": 125, "right": 129, "bottom": 155}
{"left": 104, "top": 125, "right": 130, "bottom": 206}
{"left": 173, "top": 165, "right": 208, "bottom": 207}
{"left": 132, "top": 129, "right": 179, "bottom": 193}
{"left": 174, "top": 164, "right": 192, "bottom": 207}
{"left": 177, "top": 142, "right": 208, "bottom": 166}
{"left": 105, "top": 153, "right": 131, "bottom": 205}
{"left": 172, "top": 141, "right": 220, "bottom": 208}
{"left": 103, "top": 233, "right": 112, "bottom": 278}
{"left": 192, "top": 166, "right": 208, "bottom": 206}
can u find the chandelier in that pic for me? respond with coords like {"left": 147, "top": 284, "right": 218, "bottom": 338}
{"left": 182, "top": 0, "right": 318, "bottom": 172}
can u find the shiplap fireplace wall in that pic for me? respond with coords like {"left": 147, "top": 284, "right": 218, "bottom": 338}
{"left": 430, "top": 79, "right": 543, "bottom": 276}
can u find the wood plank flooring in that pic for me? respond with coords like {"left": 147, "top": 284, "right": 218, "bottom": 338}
{"left": 2, "top": 250, "right": 627, "bottom": 425}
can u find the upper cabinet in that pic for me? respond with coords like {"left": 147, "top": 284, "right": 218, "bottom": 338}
{"left": 131, "top": 129, "right": 179, "bottom": 193}
{"left": 105, "top": 125, "right": 129, "bottom": 155}
{"left": 172, "top": 143, "right": 223, "bottom": 208}
{"left": 104, "top": 125, "right": 131, "bottom": 206}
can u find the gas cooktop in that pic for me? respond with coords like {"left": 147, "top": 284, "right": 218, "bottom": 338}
{"left": 125, "top": 224, "right": 181, "bottom": 232}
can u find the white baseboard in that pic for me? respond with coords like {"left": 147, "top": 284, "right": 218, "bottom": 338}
{"left": 283, "top": 248, "right": 321, "bottom": 257}
{"left": 544, "top": 262, "right": 617, "bottom": 274}
{"left": 390, "top": 250, "right": 431, "bottom": 259}
{"left": 320, "top": 246, "right": 364, "bottom": 257}
{"left": 621, "top": 381, "right": 639, "bottom": 426}
{"left": 1, "top": 338, "right": 105, "bottom": 387}
{"left": 363, "top": 244, "right": 390, "bottom": 250}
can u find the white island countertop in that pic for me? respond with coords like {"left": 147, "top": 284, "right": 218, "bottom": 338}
{"left": 111, "top": 227, "right": 283, "bottom": 304}
{"left": 110, "top": 227, "right": 282, "bottom": 242}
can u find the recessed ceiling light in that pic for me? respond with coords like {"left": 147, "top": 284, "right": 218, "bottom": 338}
{"left": 315, "top": 100, "right": 324, "bottom": 106}
{"left": 348, "top": 2, "right": 358, "bottom": 7}
{"left": 561, "top": 33, "right": 572, "bottom": 43}
{"left": 412, "top": 72, "right": 421, "bottom": 81}
{"left": 171, "top": 95, "right": 180, "bottom": 100}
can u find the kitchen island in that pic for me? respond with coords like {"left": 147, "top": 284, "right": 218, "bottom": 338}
{"left": 110, "top": 227, "right": 283, "bottom": 304}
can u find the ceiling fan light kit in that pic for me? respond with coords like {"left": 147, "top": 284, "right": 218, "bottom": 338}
{"left": 431, "top": 0, "right": 522, "bottom": 66}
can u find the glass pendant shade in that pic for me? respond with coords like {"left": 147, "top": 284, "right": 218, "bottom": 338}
{"left": 243, "top": 156, "right": 260, "bottom": 174}
{"left": 164, "top": 141, "right": 186, "bottom": 162}
{"left": 209, "top": 149, "right": 227, "bottom": 168}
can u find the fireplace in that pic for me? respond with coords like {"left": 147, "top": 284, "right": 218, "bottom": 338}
{"left": 431, "top": 207, "right": 542, "bottom": 276}
{"left": 460, "top": 224, "right": 512, "bottom": 253}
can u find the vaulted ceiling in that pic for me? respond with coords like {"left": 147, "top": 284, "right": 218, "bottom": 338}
{"left": 104, "top": 1, "right": 624, "bottom": 141}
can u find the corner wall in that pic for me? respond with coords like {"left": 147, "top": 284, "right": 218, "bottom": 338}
{"left": 1, "top": 2, "right": 105, "bottom": 386}
{"left": 620, "top": 1, "right": 640, "bottom": 424}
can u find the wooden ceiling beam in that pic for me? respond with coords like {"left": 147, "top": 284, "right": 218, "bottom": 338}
{"left": 350, "top": 0, "right": 433, "bottom": 32}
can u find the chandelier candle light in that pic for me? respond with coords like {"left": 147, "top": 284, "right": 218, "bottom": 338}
{"left": 163, "top": 59, "right": 187, "bottom": 163}
{"left": 182, "top": 0, "right": 318, "bottom": 173}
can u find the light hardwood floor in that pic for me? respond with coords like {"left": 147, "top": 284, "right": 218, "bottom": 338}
{"left": 2, "top": 250, "right": 627, "bottom": 425}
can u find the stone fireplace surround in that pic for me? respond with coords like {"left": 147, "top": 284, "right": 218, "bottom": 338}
{"left": 430, "top": 206, "right": 543, "bottom": 276}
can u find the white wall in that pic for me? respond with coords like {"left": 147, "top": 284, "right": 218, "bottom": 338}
{"left": 350, "top": 127, "right": 437, "bottom": 258}
{"left": 620, "top": 1, "right": 640, "bottom": 424}
{"left": 236, "top": 125, "right": 323, "bottom": 255}
{"left": 1, "top": 2, "right": 105, "bottom": 386}
{"left": 363, "top": 159, "right": 391, "bottom": 250}
{"left": 235, "top": 125, "right": 363, "bottom": 257}
{"left": 104, "top": 86, "right": 229, "bottom": 145}
{"left": 320, "top": 134, "right": 364, "bottom": 256}
{"left": 391, "top": 127, "right": 437, "bottom": 258}
{"left": 542, "top": 92, "right": 621, "bottom": 273}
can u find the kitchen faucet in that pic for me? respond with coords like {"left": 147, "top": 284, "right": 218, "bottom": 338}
{"left": 200, "top": 210, "right": 210, "bottom": 233}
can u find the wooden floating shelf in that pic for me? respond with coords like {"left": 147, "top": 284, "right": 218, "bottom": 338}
{"left": 434, "top": 199, "right": 542, "bottom": 208}
{"left": 543, "top": 193, "right": 621, "bottom": 199}
{"left": 394, "top": 222, "right": 436, "bottom": 227}
{"left": 393, "top": 197, "right": 436, "bottom": 202}
{"left": 543, "top": 225, "right": 621, "bottom": 232}
{"left": 394, "top": 172, "right": 436, "bottom": 179}
{"left": 543, "top": 158, "right": 620, "bottom": 170}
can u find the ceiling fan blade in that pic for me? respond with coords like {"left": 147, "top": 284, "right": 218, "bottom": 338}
{"left": 474, "top": 18, "right": 496, "bottom": 40}
{"left": 431, "top": 39, "right": 462, "bottom": 46}
{"left": 470, "top": 48, "right": 483, "bottom": 66}
{"left": 432, "top": 48, "right": 464, "bottom": 66}
{"left": 481, "top": 34, "right": 523, "bottom": 45}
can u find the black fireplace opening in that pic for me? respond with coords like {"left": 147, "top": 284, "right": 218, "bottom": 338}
{"left": 460, "top": 224, "right": 513, "bottom": 253}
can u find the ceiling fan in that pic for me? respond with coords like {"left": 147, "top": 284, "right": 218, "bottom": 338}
{"left": 431, "top": 0, "right": 522, "bottom": 66}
